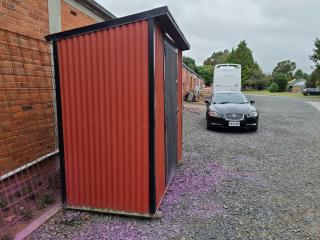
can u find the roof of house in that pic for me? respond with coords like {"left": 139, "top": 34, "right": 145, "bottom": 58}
{"left": 294, "top": 81, "right": 306, "bottom": 87}
{"left": 46, "top": 6, "right": 190, "bottom": 50}
{"left": 182, "top": 63, "right": 204, "bottom": 80}
{"left": 288, "top": 78, "right": 306, "bottom": 87}
{"left": 77, "top": 0, "right": 116, "bottom": 20}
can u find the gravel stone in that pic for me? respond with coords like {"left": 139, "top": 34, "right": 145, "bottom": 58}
{"left": 28, "top": 96, "right": 320, "bottom": 239}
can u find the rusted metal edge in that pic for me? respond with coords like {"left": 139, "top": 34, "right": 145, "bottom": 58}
{"left": 65, "top": 205, "right": 161, "bottom": 219}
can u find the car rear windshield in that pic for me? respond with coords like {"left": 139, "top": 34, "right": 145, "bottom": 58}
{"left": 213, "top": 92, "right": 248, "bottom": 104}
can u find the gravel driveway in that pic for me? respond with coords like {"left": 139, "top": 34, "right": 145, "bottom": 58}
{"left": 29, "top": 96, "right": 320, "bottom": 240}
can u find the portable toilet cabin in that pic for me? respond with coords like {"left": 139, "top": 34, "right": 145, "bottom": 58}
{"left": 46, "top": 6, "right": 190, "bottom": 217}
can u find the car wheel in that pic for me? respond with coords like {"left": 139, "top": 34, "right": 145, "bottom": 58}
{"left": 307, "top": 92, "right": 311, "bottom": 96}
{"left": 251, "top": 123, "right": 258, "bottom": 131}
{"left": 206, "top": 121, "right": 212, "bottom": 130}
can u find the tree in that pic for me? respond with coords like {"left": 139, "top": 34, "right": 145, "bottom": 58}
{"left": 309, "top": 38, "right": 320, "bottom": 86}
{"left": 307, "top": 68, "right": 320, "bottom": 87}
{"left": 227, "top": 40, "right": 262, "bottom": 84}
{"left": 293, "top": 69, "right": 304, "bottom": 79}
{"left": 202, "top": 50, "right": 230, "bottom": 86}
{"left": 273, "top": 74, "right": 288, "bottom": 92}
{"left": 268, "top": 82, "right": 279, "bottom": 92}
{"left": 272, "top": 60, "right": 296, "bottom": 80}
{"left": 310, "top": 38, "right": 320, "bottom": 68}
{"left": 183, "top": 56, "right": 197, "bottom": 72}
{"left": 244, "top": 68, "right": 264, "bottom": 89}
{"left": 263, "top": 74, "right": 273, "bottom": 87}
{"left": 196, "top": 65, "right": 213, "bottom": 86}
{"left": 203, "top": 50, "right": 230, "bottom": 66}
{"left": 293, "top": 69, "right": 308, "bottom": 80}
{"left": 245, "top": 73, "right": 272, "bottom": 90}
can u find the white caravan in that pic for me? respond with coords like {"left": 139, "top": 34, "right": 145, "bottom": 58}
{"left": 213, "top": 64, "right": 241, "bottom": 92}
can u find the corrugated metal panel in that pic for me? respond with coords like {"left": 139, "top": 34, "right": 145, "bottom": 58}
{"left": 154, "top": 26, "right": 166, "bottom": 208}
{"left": 177, "top": 50, "right": 183, "bottom": 162}
{"left": 57, "top": 20, "right": 150, "bottom": 214}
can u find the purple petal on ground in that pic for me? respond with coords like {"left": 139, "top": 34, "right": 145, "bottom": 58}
{"left": 67, "top": 162, "right": 267, "bottom": 239}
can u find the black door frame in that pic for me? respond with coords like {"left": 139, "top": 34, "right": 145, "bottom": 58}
{"left": 163, "top": 38, "right": 178, "bottom": 186}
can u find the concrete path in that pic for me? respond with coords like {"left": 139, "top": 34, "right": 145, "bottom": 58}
{"left": 306, "top": 101, "right": 320, "bottom": 112}
{"left": 15, "top": 204, "right": 61, "bottom": 240}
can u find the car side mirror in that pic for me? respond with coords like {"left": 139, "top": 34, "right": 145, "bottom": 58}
{"left": 204, "top": 100, "right": 210, "bottom": 105}
{"left": 250, "top": 99, "right": 255, "bottom": 104}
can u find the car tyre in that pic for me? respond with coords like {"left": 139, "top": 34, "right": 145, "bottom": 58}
{"left": 251, "top": 123, "right": 258, "bottom": 131}
{"left": 206, "top": 121, "right": 212, "bottom": 130}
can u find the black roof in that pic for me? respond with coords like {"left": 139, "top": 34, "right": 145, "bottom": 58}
{"left": 45, "top": 6, "right": 190, "bottom": 51}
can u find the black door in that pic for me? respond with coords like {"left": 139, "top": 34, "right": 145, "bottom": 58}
{"left": 164, "top": 40, "right": 178, "bottom": 185}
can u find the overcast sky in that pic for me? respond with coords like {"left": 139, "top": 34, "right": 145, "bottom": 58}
{"left": 96, "top": 0, "right": 319, "bottom": 73}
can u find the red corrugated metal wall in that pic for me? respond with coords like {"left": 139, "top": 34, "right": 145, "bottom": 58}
{"left": 154, "top": 26, "right": 183, "bottom": 207}
{"left": 154, "top": 25, "right": 166, "bottom": 208}
{"left": 177, "top": 50, "right": 183, "bottom": 162}
{"left": 57, "top": 20, "right": 150, "bottom": 214}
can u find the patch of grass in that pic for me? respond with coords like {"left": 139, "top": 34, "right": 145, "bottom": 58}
{"left": 14, "top": 191, "right": 22, "bottom": 198}
{"left": 42, "top": 193, "right": 55, "bottom": 205}
{"left": 0, "top": 233, "right": 13, "bottom": 240}
{"left": 37, "top": 192, "right": 55, "bottom": 209}
{"left": 25, "top": 185, "right": 36, "bottom": 201}
{"left": 48, "top": 173, "right": 60, "bottom": 189}
{"left": 23, "top": 209, "right": 33, "bottom": 220}
{"left": 25, "top": 185, "right": 33, "bottom": 194}
{"left": 243, "top": 90, "right": 320, "bottom": 99}
{"left": 0, "top": 198, "right": 8, "bottom": 209}
{"left": 18, "top": 206, "right": 33, "bottom": 220}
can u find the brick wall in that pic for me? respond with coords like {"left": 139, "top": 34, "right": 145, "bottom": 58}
{"left": 61, "top": 1, "right": 98, "bottom": 31}
{"left": 0, "top": 29, "right": 56, "bottom": 175}
{"left": 0, "top": 0, "right": 54, "bottom": 175}
{"left": 0, "top": 0, "right": 49, "bottom": 39}
{"left": 0, "top": 0, "right": 102, "bottom": 176}
{"left": 182, "top": 65, "right": 204, "bottom": 97}
{"left": 182, "top": 66, "right": 188, "bottom": 95}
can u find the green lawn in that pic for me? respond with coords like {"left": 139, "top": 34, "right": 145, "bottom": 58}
{"left": 243, "top": 90, "right": 320, "bottom": 100}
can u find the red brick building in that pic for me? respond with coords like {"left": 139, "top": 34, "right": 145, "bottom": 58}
{"left": 0, "top": 0, "right": 114, "bottom": 232}
{"left": 182, "top": 63, "right": 205, "bottom": 98}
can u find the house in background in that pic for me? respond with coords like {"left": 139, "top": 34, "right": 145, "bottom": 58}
{"left": 288, "top": 78, "right": 306, "bottom": 93}
{"left": 292, "top": 81, "right": 306, "bottom": 93}
{"left": 0, "top": 0, "right": 114, "bottom": 233}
